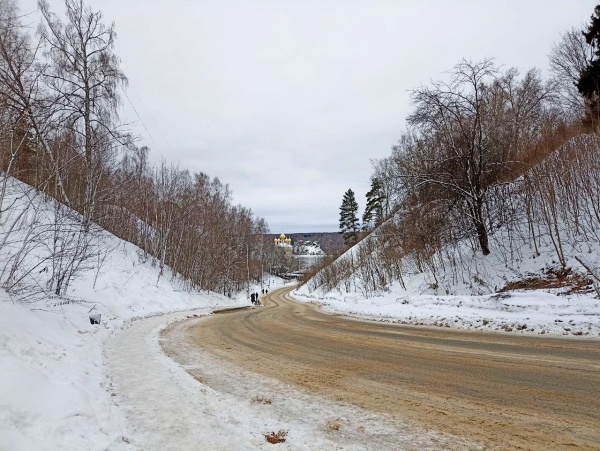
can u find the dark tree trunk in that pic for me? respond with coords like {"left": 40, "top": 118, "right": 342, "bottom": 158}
{"left": 475, "top": 221, "right": 490, "bottom": 255}
{"left": 472, "top": 198, "right": 491, "bottom": 255}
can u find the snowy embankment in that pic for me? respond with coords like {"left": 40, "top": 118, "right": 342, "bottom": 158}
{"left": 0, "top": 244, "right": 254, "bottom": 450}
{"left": 292, "top": 288, "right": 600, "bottom": 337}
{"left": 294, "top": 228, "right": 600, "bottom": 338}
{"left": 0, "top": 178, "right": 255, "bottom": 449}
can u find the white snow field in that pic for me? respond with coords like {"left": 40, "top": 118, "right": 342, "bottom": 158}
{"left": 0, "top": 233, "right": 253, "bottom": 450}
{"left": 0, "top": 176, "right": 598, "bottom": 449}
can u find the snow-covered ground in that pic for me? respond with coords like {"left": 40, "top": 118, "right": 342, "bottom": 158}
{"left": 292, "top": 287, "right": 600, "bottom": 337}
{"left": 295, "top": 215, "right": 600, "bottom": 338}
{"left": 1, "top": 176, "right": 598, "bottom": 450}
{"left": 0, "top": 233, "right": 256, "bottom": 449}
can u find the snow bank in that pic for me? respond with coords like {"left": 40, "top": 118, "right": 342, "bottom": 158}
{"left": 0, "top": 178, "right": 253, "bottom": 449}
{"left": 292, "top": 287, "right": 600, "bottom": 337}
{"left": 0, "top": 237, "right": 249, "bottom": 450}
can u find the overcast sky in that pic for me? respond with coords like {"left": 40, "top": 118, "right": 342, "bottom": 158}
{"left": 20, "top": 0, "right": 597, "bottom": 233}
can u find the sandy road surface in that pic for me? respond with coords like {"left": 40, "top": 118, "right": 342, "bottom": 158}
{"left": 165, "top": 286, "right": 600, "bottom": 450}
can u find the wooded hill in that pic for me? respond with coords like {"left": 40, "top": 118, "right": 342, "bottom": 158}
{"left": 0, "top": 0, "right": 277, "bottom": 300}
{"left": 305, "top": 25, "right": 600, "bottom": 297}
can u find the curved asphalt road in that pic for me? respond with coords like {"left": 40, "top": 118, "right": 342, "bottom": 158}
{"left": 173, "top": 286, "right": 600, "bottom": 450}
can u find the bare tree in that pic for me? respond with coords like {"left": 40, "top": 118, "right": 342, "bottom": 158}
{"left": 38, "top": 0, "right": 128, "bottom": 228}
{"left": 548, "top": 27, "right": 594, "bottom": 120}
{"left": 404, "top": 59, "right": 549, "bottom": 255}
{"left": 0, "top": 0, "right": 72, "bottom": 204}
{"left": 0, "top": 0, "right": 273, "bottom": 301}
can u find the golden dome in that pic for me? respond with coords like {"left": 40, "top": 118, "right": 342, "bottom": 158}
{"left": 280, "top": 233, "right": 286, "bottom": 239}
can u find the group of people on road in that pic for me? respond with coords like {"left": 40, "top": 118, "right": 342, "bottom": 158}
{"left": 250, "top": 288, "right": 269, "bottom": 306}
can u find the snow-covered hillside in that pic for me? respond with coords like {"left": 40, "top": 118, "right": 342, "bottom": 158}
{"left": 295, "top": 209, "right": 600, "bottom": 338}
{"left": 293, "top": 240, "right": 325, "bottom": 256}
{"left": 0, "top": 178, "right": 256, "bottom": 449}
{"left": 295, "top": 131, "right": 600, "bottom": 338}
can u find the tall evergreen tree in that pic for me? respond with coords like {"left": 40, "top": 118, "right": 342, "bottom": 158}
{"left": 339, "top": 189, "right": 359, "bottom": 246}
{"left": 577, "top": 4, "right": 600, "bottom": 124}
{"left": 362, "top": 177, "right": 385, "bottom": 230}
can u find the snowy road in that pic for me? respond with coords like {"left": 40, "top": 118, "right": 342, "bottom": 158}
{"left": 105, "top": 309, "right": 477, "bottom": 450}
{"left": 166, "top": 287, "right": 600, "bottom": 450}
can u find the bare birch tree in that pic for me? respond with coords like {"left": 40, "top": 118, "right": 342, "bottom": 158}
{"left": 38, "top": 0, "right": 128, "bottom": 228}
{"left": 0, "top": 0, "right": 75, "bottom": 204}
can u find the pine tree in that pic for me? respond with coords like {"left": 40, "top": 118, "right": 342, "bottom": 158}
{"left": 339, "top": 189, "right": 359, "bottom": 246}
{"left": 577, "top": 4, "right": 600, "bottom": 124}
{"left": 362, "top": 177, "right": 385, "bottom": 230}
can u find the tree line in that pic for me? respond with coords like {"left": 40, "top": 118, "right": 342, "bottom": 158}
{"left": 338, "top": 177, "right": 386, "bottom": 246}
{"left": 316, "top": 5, "right": 600, "bottom": 296}
{"left": 0, "top": 0, "right": 277, "bottom": 300}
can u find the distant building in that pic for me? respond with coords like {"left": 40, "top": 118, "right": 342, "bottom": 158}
{"left": 265, "top": 231, "right": 344, "bottom": 255}
{"left": 274, "top": 233, "right": 293, "bottom": 257}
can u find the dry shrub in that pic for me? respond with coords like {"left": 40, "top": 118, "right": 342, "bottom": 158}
{"left": 524, "top": 133, "right": 600, "bottom": 267}
{"left": 517, "top": 120, "right": 584, "bottom": 177}
{"left": 252, "top": 396, "right": 272, "bottom": 405}
{"left": 264, "top": 430, "right": 287, "bottom": 444}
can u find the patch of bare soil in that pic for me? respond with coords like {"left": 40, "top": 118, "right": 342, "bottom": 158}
{"left": 500, "top": 266, "right": 594, "bottom": 294}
